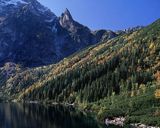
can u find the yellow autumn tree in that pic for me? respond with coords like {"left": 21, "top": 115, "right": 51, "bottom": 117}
{"left": 154, "top": 71, "right": 160, "bottom": 98}
{"left": 155, "top": 89, "right": 160, "bottom": 99}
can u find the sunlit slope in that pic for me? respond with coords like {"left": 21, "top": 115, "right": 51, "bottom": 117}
{"left": 17, "top": 19, "right": 160, "bottom": 103}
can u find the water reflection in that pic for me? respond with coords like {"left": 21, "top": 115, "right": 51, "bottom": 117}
{"left": 0, "top": 103, "right": 102, "bottom": 128}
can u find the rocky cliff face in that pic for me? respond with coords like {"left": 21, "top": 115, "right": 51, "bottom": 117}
{"left": 0, "top": 0, "right": 118, "bottom": 67}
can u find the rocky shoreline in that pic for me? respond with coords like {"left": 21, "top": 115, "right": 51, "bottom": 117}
{"left": 105, "top": 117, "right": 125, "bottom": 127}
{"left": 130, "top": 123, "right": 160, "bottom": 128}
{"left": 105, "top": 117, "right": 160, "bottom": 128}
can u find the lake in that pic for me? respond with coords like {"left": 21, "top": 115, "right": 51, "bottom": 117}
{"left": 0, "top": 103, "right": 104, "bottom": 128}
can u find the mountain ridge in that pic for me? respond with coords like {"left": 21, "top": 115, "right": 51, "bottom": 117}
{"left": 0, "top": 0, "right": 143, "bottom": 67}
{"left": 0, "top": 0, "right": 121, "bottom": 67}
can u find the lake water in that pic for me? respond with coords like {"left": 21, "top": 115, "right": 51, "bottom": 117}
{"left": 0, "top": 103, "right": 103, "bottom": 128}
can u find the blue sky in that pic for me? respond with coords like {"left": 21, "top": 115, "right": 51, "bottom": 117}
{"left": 38, "top": 0, "right": 160, "bottom": 30}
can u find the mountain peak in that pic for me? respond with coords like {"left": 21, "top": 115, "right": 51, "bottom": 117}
{"left": 59, "top": 8, "right": 74, "bottom": 30}
{"left": 64, "top": 8, "right": 71, "bottom": 16}
{"left": 62, "top": 8, "right": 73, "bottom": 21}
{"left": 64, "top": 8, "right": 70, "bottom": 14}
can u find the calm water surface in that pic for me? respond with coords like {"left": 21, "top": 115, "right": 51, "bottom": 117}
{"left": 0, "top": 103, "right": 103, "bottom": 128}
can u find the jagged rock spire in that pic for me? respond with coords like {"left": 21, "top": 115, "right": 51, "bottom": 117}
{"left": 60, "top": 8, "right": 73, "bottom": 22}
{"left": 59, "top": 8, "right": 75, "bottom": 32}
{"left": 63, "top": 8, "right": 73, "bottom": 20}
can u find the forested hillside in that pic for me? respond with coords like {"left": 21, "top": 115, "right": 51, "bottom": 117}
{"left": 0, "top": 18, "right": 160, "bottom": 127}
{"left": 16, "top": 19, "right": 160, "bottom": 103}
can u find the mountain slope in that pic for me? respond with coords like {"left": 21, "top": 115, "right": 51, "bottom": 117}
{"left": 8, "top": 19, "right": 158, "bottom": 127}
{"left": 0, "top": 0, "right": 119, "bottom": 67}
{"left": 11, "top": 19, "right": 159, "bottom": 103}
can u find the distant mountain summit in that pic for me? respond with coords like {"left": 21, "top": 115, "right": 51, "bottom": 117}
{"left": 0, "top": 0, "right": 126, "bottom": 67}
{"left": 59, "top": 8, "right": 90, "bottom": 33}
{"left": 59, "top": 8, "right": 74, "bottom": 30}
